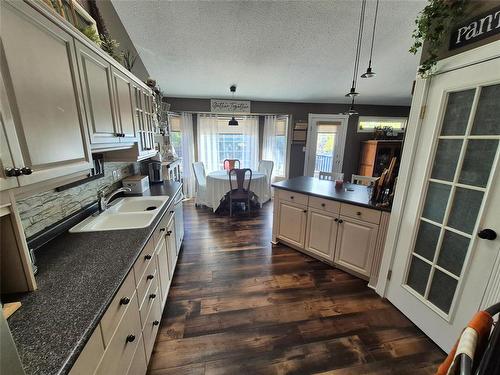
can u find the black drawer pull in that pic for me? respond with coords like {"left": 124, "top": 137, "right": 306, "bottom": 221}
{"left": 147, "top": 274, "right": 154, "bottom": 280}
{"left": 290, "top": 196, "right": 294, "bottom": 199}
{"left": 338, "top": 219, "right": 344, "bottom": 224}
{"left": 144, "top": 254, "right": 152, "bottom": 260}
{"left": 126, "top": 334, "right": 135, "bottom": 343}
{"left": 356, "top": 211, "right": 362, "bottom": 216}
{"left": 120, "top": 297, "right": 130, "bottom": 305}
{"left": 153, "top": 320, "right": 160, "bottom": 326}
{"left": 321, "top": 203, "right": 325, "bottom": 207}
{"left": 160, "top": 228, "right": 166, "bottom": 232}
{"left": 166, "top": 230, "right": 172, "bottom": 236}
{"left": 149, "top": 293, "right": 157, "bottom": 299}
{"left": 334, "top": 218, "right": 339, "bottom": 222}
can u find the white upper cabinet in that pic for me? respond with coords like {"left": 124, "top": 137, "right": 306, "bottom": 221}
{"left": 75, "top": 40, "right": 119, "bottom": 144}
{"left": 111, "top": 68, "right": 136, "bottom": 142}
{"left": 0, "top": 1, "right": 92, "bottom": 186}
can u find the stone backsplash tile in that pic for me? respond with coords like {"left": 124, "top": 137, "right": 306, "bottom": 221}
{"left": 17, "top": 162, "right": 139, "bottom": 238}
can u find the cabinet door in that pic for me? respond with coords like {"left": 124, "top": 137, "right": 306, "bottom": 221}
{"left": 174, "top": 195, "right": 184, "bottom": 254}
{"left": 111, "top": 68, "right": 136, "bottom": 141}
{"left": 166, "top": 217, "right": 177, "bottom": 276}
{"left": 277, "top": 201, "right": 307, "bottom": 248}
{"left": 0, "top": 91, "right": 19, "bottom": 191}
{"left": 334, "top": 216, "right": 378, "bottom": 277}
{"left": 155, "top": 236, "right": 170, "bottom": 308}
{"left": 305, "top": 208, "right": 337, "bottom": 261}
{"left": 75, "top": 40, "right": 119, "bottom": 144}
{"left": 1, "top": 2, "right": 92, "bottom": 186}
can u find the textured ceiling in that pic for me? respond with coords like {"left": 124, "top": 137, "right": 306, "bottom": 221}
{"left": 112, "top": 0, "right": 425, "bottom": 106}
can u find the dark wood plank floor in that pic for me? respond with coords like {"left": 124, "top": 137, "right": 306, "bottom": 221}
{"left": 148, "top": 201, "right": 445, "bottom": 375}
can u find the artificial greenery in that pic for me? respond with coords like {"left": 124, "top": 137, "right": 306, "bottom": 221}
{"left": 78, "top": 26, "right": 102, "bottom": 46}
{"left": 100, "top": 34, "right": 123, "bottom": 63}
{"left": 122, "top": 49, "right": 138, "bottom": 72}
{"left": 409, "top": 0, "right": 468, "bottom": 76}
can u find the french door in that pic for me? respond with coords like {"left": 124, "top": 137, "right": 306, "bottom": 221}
{"left": 304, "top": 114, "right": 348, "bottom": 177}
{"left": 387, "top": 57, "right": 500, "bottom": 352}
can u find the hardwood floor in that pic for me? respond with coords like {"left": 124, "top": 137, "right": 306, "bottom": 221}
{"left": 148, "top": 201, "right": 445, "bottom": 374}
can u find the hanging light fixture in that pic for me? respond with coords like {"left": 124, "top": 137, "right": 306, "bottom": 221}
{"left": 345, "top": 0, "right": 366, "bottom": 97}
{"left": 344, "top": 96, "right": 359, "bottom": 116}
{"left": 228, "top": 85, "right": 239, "bottom": 126}
{"left": 361, "top": 0, "right": 379, "bottom": 78}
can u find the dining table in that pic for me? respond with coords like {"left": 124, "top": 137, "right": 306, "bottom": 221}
{"left": 205, "top": 170, "right": 270, "bottom": 211}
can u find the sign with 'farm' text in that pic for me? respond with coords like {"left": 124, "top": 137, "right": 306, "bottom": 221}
{"left": 449, "top": 5, "right": 500, "bottom": 50}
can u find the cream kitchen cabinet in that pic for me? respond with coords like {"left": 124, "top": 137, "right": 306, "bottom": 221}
{"left": 75, "top": 40, "right": 120, "bottom": 145}
{"left": 1, "top": 1, "right": 92, "bottom": 187}
{"left": 334, "top": 216, "right": 379, "bottom": 278}
{"left": 111, "top": 68, "right": 136, "bottom": 142}
{"left": 305, "top": 208, "right": 338, "bottom": 262}
{"left": 277, "top": 200, "right": 308, "bottom": 249}
{"left": 273, "top": 185, "right": 389, "bottom": 283}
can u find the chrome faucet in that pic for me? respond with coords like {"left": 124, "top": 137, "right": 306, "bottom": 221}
{"left": 97, "top": 185, "right": 131, "bottom": 212}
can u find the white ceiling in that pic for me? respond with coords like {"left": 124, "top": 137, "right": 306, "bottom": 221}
{"left": 112, "top": 0, "right": 425, "bottom": 106}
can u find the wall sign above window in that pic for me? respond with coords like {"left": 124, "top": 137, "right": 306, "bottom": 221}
{"left": 210, "top": 99, "right": 251, "bottom": 114}
{"left": 449, "top": 5, "right": 500, "bottom": 50}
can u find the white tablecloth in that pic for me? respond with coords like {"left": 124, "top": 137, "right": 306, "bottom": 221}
{"left": 206, "top": 170, "right": 270, "bottom": 211}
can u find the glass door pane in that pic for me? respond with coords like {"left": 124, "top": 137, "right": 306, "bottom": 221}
{"left": 313, "top": 123, "right": 337, "bottom": 176}
{"left": 404, "top": 84, "right": 500, "bottom": 316}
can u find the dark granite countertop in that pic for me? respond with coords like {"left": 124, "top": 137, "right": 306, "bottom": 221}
{"left": 7, "top": 181, "right": 182, "bottom": 375}
{"left": 272, "top": 176, "right": 390, "bottom": 212}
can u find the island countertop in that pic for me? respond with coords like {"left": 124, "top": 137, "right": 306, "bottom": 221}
{"left": 272, "top": 176, "right": 390, "bottom": 212}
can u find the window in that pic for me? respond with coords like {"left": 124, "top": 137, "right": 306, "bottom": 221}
{"left": 197, "top": 115, "right": 259, "bottom": 172}
{"left": 314, "top": 123, "right": 338, "bottom": 175}
{"left": 169, "top": 115, "right": 182, "bottom": 159}
{"left": 274, "top": 117, "right": 288, "bottom": 177}
{"left": 358, "top": 116, "right": 407, "bottom": 133}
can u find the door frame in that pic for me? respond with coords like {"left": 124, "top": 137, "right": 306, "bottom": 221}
{"left": 376, "top": 40, "right": 500, "bottom": 301}
{"left": 303, "top": 113, "right": 349, "bottom": 177}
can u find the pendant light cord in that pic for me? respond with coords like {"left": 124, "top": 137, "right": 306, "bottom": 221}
{"left": 367, "top": 0, "right": 379, "bottom": 67}
{"left": 351, "top": 0, "right": 367, "bottom": 88}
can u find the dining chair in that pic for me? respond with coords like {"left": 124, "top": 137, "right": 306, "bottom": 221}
{"left": 318, "top": 171, "right": 344, "bottom": 181}
{"left": 192, "top": 162, "right": 207, "bottom": 207}
{"left": 351, "top": 174, "right": 379, "bottom": 186}
{"left": 223, "top": 159, "right": 241, "bottom": 171}
{"left": 258, "top": 160, "right": 274, "bottom": 200}
{"left": 228, "top": 168, "right": 252, "bottom": 217}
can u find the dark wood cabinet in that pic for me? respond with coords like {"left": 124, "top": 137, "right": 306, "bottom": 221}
{"left": 358, "top": 140, "right": 402, "bottom": 177}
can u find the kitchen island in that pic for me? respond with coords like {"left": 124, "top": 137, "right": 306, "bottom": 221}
{"left": 271, "top": 176, "right": 391, "bottom": 288}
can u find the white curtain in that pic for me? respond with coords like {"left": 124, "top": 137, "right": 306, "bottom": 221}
{"left": 179, "top": 112, "right": 195, "bottom": 198}
{"left": 197, "top": 114, "right": 220, "bottom": 173}
{"left": 197, "top": 114, "right": 259, "bottom": 172}
{"left": 262, "top": 115, "right": 277, "bottom": 162}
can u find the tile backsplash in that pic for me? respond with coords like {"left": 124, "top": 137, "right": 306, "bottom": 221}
{"left": 17, "top": 162, "right": 139, "bottom": 238}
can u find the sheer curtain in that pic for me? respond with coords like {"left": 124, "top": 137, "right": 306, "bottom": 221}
{"left": 197, "top": 114, "right": 259, "bottom": 172}
{"left": 180, "top": 112, "right": 195, "bottom": 198}
{"left": 197, "top": 114, "right": 220, "bottom": 173}
{"left": 262, "top": 115, "right": 277, "bottom": 162}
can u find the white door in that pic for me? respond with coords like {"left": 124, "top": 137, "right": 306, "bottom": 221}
{"left": 387, "top": 57, "right": 500, "bottom": 352}
{"left": 304, "top": 114, "right": 349, "bottom": 177}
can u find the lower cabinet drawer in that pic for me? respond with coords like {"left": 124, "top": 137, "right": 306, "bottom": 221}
{"left": 308, "top": 196, "right": 341, "bottom": 214}
{"left": 100, "top": 270, "right": 136, "bottom": 346}
{"left": 127, "top": 335, "right": 147, "bottom": 375}
{"left": 340, "top": 203, "right": 381, "bottom": 224}
{"left": 277, "top": 189, "right": 309, "bottom": 206}
{"left": 69, "top": 326, "right": 104, "bottom": 375}
{"left": 136, "top": 256, "right": 157, "bottom": 310}
{"left": 139, "top": 275, "right": 158, "bottom": 329}
{"left": 133, "top": 237, "right": 155, "bottom": 285}
{"left": 96, "top": 293, "right": 142, "bottom": 375}
{"left": 142, "top": 284, "right": 162, "bottom": 363}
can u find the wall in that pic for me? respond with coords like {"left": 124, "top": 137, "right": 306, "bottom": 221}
{"left": 17, "top": 162, "right": 138, "bottom": 239}
{"left": 165, "top": 97, "right": 410, "bottom": 179}
{"left": 78, "top": 0, "right": 149, "bottom": 81}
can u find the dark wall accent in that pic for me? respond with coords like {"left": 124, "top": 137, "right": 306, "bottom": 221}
{"left": 166, "top": 97, "right": 410, "bottom": 180}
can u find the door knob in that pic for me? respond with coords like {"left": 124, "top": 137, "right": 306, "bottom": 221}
{"left": 478, "top": 229, "right": 497, "bottom": 241}
{"left": 5, "top": 168, "right": 21, "bottom": 177}
{"left": 21, "top": 167, "right": 33, "bottom": 175}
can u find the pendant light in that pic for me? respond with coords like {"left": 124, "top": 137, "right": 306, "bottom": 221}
{"left": 345, "top": 0, "right": 366, "bottom": 97}
{"left": 344, "top": 96, "right": 359, "bottom": 116}
{"left": 361, "top": 0, "right": 379, "bottom": 78}
{"left": 228, "top": 85, "right": 239, "bottom": 126}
